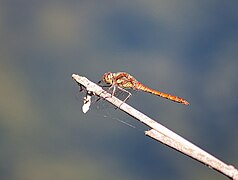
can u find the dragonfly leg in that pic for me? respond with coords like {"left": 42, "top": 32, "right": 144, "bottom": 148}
{"left": 97, "top": 79, "right": 114, "bottom": 99}
{"left": 114, "top": 86, "right": 132, "bottom": 109}
{"left": 105, "top": 84, "right": 116, "bottom": 97}
{"left": 112, "top": 85, "right": 117, "bottom": 97}
{"left": 102, "top": 85, "right": 131, "bottom": 108}
{"left": 97, "top": 80, "right": 111, "bottom": 90}
{"left": 117, "top": 86, "right": 132, "bottom": 102}
{"left": 99, "top": 85, "right": 116, "bottom": 100}
{"left": 97, "top": 80, "right": 102, "bottom": 85}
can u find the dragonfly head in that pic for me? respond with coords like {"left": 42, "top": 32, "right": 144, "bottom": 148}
{"left": 103, "top": 72, "right": 114, "bottom": 85}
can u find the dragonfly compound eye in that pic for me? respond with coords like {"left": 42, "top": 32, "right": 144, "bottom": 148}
{"left": 103, "top": 72, "right": 114, "bottom": 84}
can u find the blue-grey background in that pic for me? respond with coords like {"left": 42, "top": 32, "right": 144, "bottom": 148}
{"left": 1, "top": 1, "right": 237, "bottom": 179}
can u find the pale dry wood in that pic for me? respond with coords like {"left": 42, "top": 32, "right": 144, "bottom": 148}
{"left": 72, "top": 74, "right": 238, "bottom": 180}
{"left": 145, "top": 129, "right": 238, "bottom": 180}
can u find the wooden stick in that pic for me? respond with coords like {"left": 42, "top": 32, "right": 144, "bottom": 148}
{"left": 72, "top": 74, "right": 238, "bottom": 180}
{"left": 145, "top": 129, "right": 238, "bottom": 180}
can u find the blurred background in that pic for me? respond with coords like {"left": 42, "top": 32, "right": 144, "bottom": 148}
{"left": 1, "top": 0, "right": 238, "bottom": 179}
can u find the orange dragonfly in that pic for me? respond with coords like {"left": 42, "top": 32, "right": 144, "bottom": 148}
{"left": 101, "top": 72, "right": 189, "bottom": 105}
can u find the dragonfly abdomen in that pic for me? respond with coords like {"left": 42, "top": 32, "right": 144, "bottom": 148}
{"left": 135, "top": 82, "right": 189, "bottom": 105}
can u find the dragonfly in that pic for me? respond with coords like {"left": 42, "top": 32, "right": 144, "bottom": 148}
{"left": 101, "top": 72, "right": 189, "bottom": 105}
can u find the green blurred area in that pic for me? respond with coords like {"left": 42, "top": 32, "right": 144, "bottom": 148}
{"left": 0, "top": 1, "right": 237, "bottom": 180}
